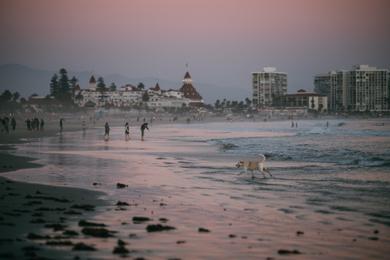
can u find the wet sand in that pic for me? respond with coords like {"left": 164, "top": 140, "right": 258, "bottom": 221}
{"left": 0, "top": 175, "right": 105, "bottom": 259}
{"left": 0, "top": 119, "right": 389, "bottom": 259}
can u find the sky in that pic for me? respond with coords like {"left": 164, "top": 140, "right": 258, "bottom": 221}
{"left": 0, "top": 0, "right": 389, "bottom": 101}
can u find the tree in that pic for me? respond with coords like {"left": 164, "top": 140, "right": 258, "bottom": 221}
{"left": 12, "top": 91, "right": 20, "bottom": 101}
{"left": 221, "top": 99, "right": 226, "bottom": 108}
{"left": 245, "top": 97, "right": 251, "bottom": 107}
{"left": 58, "top": 68, "right": 71, "bottom": 101}
{"left": 214, "top": 99, "right": 220, "bottom": 109}
{"left": 50, "top": 73, "right": 59, "bottom": 98}
{"left": 0, "top": 90, "right": 12, "bottom": 102}
{"left": 96, "top": 77, "right": 106, "bottom": 93}
{"left": 137, "top": 82, "right": 145, "bottom": 90}
{"left": 109, "top": 82, "right": 117, "bottom": 91}
{"left": 142, "top": 91, "right": 150, "bottom": 102}
{"left": 70, "top": 76, "right": 78, "bottom": 97}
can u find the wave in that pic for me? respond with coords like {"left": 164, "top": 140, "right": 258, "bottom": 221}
{"left": 213, "top": 138, "right": 390, "bottom": 169}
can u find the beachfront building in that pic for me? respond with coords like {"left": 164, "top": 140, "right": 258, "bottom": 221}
{"left": 252, "top": 67, "right": 287, "bottom": 107}
{"left": 314, "top": 65, "right": 390, "bottom": 112}
{"left": 276, "top": 89, "right": 328, "bottom": 112}
{"left": 179, "top": 71, "right": 203, "bottom": 106}
{"left": 75, "top": 87, "right": 143, "bottom": 108}
{"left": 74, "top": 74, "right": 198, "bottom": 109}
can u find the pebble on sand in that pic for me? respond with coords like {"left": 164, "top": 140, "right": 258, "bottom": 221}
{"left": 72, "top": 242, "right": 96, "bottom": 251}
{"left": 78, "top": 220, "right": 106, "bottom": 227}
{"left": 116, "top": 201, "right": 130, "bottom": 206}
{"left": 146, "top": 224, "right": 176, "bottom": 232}
{"left": 81, "top": 227, "right": 114, "bottom": 238}
{"left": 133, "top": 216, "right": 152, "bottom": 223}
{"left": 277, "top": 249, "right": 301, "bottom": 255}
{"left": 198, "top": 227, "right": 210, "bottom": 233}
{"left": 116, "top": 183, "right": 128, "bottom": 189}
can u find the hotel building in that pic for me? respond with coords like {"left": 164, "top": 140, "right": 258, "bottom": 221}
{"left": 314, "top": 65, "right": 390, "bottom": 112}
{"left": 252, "top": 67, "right": 287, "bottom": 107}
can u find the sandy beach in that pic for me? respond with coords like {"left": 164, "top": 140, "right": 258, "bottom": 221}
{"left": 1, "top": 118, "right": 390, "bottom": 259}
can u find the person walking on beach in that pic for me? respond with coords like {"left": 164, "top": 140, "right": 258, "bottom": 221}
{"left": 40, "top": 119, "right": 44, "bottom": 131}
{"left": 295, "top": 122, "right": 298, "bottom": 128}
{"left": 326, "top": 121, "right": 329, "bottom": 128}
{"left": 140, "top": 122, "right": 149, "bottom": 141}
{"left": 11, "top": 117, "right": 16, "bottom": 131}
{"left": 291, "top": 121, "right": 294, "bottom": 128}
{"left": 104, "top": 122, "right": 110, "bottom": 141}
{"left": 125, "top": 122, "right": 130, "bottom": 141}
{"left": 59, "top": 118, "right": 64, "bottom": 132}
{"left": 26, "top": 119, "right": 31, "bottom": 131}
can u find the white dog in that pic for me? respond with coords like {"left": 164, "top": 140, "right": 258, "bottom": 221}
{"left": 235, "top": 154, "right": 272, "bottom": 179}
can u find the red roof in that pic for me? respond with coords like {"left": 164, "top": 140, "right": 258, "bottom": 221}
{"left": 89, "top": 75, "right": 96, "bottom": 84}
{"left": 150, "top": 83, "right": 161, "bottom": 91}
{"left": 179, "top": 84, "right": 202, "bottom": 100}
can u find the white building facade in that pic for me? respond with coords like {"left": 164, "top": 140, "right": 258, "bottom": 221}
{"left": 252, "top": 67, "right": 287, "bottom": 107}
{"left": 314, "top": 65, "right": 390, "bottom": 112}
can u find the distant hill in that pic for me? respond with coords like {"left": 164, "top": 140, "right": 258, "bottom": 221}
{"left": 0, "top": 64, "right": 248, "bottom": 103}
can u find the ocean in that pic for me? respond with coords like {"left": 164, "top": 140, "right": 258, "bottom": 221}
{"left": 3, "top": 118, "right": 390, "bottom": 259}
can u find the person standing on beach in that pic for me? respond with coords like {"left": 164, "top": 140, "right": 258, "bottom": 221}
{"left": 26, "top": 119, "right": 31, "bottom": 131}
{"left": 326, "top": 121, "right": 329, "bottom": 128}
{"left": 40, "top": 119, "right": 44, "bottom": 131}
{"left": 295, "top": 122, "right": 298, "bottom": 128}
{"left": 60, "top": 118, "right": 64, "bottom": 132}
{"left": 11, "top": 117, "right": 16, "bottom": 131}
{"left": 291, "top": 121, "right": 294, "bottom": 128}
{"left": 104, "top": 122, "right": 110, "bottom": 140}
{"left": 125, "top": 122, "right": 130, "bottom": 141}
{"left": 82, "top": 120, "right": 86, "bottom": 133}
{"left": 140, "top": 122, "right": 149, "bottom": 141}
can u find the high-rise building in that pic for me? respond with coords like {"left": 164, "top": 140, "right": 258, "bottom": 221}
{"left": 252, "top": 67, "right": 287, "bottom": 107}
{"left": 314, "top": 65, "right": 390, "bottom": 112}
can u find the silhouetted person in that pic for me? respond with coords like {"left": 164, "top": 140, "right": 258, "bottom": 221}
{"left": 125, "top": 122, "right": 130, "bottom": 141}
{"left": 1, "top": 118, "right": 8, "bottom": 134}
{"left": 26, "top": 119, "right": 31, "bottom": 131}
{"left": 104, "top": 122, "right": 110, "bottom": 140}
{"left": 11, "top": 117, "right": 16, "bottom": 131}
{"left": 326, "top": 121, "right": 329, "bottom": 128}
{"left": 60, "top": 118, "right": 64, "bottom": 132}
{"left": 34, "top": 118, "right": 39, "bottom": 131}
{"left": 82, "top": 120, "right": 86, "bottom": 132}
{"left": 40, "top": 119, "right": 44, "bottom": 131}
{"left": 140, "top": 122, "right": 149, "bottom": 141}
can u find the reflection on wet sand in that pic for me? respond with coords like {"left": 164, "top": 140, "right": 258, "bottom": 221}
{"left": 1, "top": 119, "right": 390, "bottom": 259}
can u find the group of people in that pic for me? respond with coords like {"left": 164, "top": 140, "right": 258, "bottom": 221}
{"left": 291, "top": 121, "right": 298, "bottom": 128}
{"left": 26, "top": 118, "right": 44, "bottom": 131}
{"left": 104, "top": 122, "right": 149, "bottom": 141}
{"left": 0, "top": 116, "right": 16, "bottom": 134}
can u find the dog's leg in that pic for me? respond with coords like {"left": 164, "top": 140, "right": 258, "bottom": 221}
{"left": 264, "top": 168, "right": 272, "bottom": 177}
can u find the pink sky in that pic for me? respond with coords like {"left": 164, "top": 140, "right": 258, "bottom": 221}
{"left": 0, "top": 0, "right": 389, "bottom": 100}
